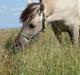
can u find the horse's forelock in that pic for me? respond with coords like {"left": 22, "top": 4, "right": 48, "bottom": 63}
{"left": 20, "top": 3, "right": 41, "bottom": 23}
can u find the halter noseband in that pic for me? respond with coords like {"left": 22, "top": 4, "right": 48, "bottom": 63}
{"left": 20, "top": 27, "right": 45, "bottom": 40}
{"left": 20, "top": 32, "right": 30, "bottom": 40}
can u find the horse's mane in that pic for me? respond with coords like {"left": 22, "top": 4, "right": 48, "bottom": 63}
{"left": 20, "top": 3, "right": 40, "bottom": 22}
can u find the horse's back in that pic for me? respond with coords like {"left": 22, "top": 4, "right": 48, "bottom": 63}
{"left": 43, "top": 0, "right": 78, "bottom": 15}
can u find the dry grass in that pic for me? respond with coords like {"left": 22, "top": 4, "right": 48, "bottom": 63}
{"left": 0, "top": 26, "right": 80, "bottom": 75}
{"left": 0, "top": 29, "right": 18, "bottom": 75}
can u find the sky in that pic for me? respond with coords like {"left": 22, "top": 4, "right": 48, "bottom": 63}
{"left": 0, "top": 0, "right": 38, "bottom": 29}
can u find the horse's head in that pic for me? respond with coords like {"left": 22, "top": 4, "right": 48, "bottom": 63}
{"left": 14, "top": 3, "right": 45, "bottom": 49}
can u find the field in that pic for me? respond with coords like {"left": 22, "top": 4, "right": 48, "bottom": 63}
{"left": 0, "top": 26, "right": 80, "bottom": 75}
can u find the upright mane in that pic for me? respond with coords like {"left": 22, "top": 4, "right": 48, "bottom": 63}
{"left": 20, "top": 3, "right": 40, "bottom": 22}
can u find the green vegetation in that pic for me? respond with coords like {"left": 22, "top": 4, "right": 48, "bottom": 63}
{"left": 0, "top": 26, "right": 80, "bottom": 75}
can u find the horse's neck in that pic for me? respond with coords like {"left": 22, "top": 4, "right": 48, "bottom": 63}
{"left": 43, "top": 0, "right": 78, "bottom": 17}
{"left": 42, "top": 0, "right": 56, "bottom": 17}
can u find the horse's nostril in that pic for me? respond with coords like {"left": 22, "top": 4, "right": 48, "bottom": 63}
{"left": 15, "top": 43, "right": 18, "bottom": 46}
{"left": 13, "top": 42, "right": 22, "bottom": 50}
{"left": 30, "top": 34, "right": 33, "bottom": 36}
{"left": 17, "top": 41, "right": 22, "bottom": 47}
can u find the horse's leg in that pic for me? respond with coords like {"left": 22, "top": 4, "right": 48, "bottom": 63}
{"left": 67, "top": 30, "right": 73, "bottom": 43}
{"left": 55, "top": 32, "right": 62, "bottom": 45}
{"left": 71, "top": 25, "right": 79, "bottom": 46}
{"left": 51, "top": 22, "right": 62, "bottom": 45}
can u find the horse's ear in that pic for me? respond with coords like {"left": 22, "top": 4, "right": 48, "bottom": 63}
{"left": 40, "top": 3, "right": 44, "bottom": 12}
{"left": 39, "top": 0, "right": 42, "bottom": 3}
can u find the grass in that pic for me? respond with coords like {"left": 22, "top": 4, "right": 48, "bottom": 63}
{"left": 0, "top": 26, "right": 80, "bottom": 75}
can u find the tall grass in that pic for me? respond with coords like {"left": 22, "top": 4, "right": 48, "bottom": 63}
{"left": 0, "top": 26, "right": 80, "bottom": 75}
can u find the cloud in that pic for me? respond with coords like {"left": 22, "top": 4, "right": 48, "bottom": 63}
{"left": 0, "top": 5, "right": 8, "bottom": 13}
{"left": 10, "top": 7, "right": 24, "bottom": 12}
{"left": 0, "top": 5, "right": 7, "bottom": 10}
{"left": 0, "top": 5, "right": 23, "bottom": 16}
{"left": 10, "top": 7, "right": 24, "bottom": 16}
{"left": 0, "top": 0, "right": 39, "bottom": 14}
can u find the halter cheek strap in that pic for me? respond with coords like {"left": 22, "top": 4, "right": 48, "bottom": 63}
{"left": 42, "top": 12, "right": 46, "bottom": 32}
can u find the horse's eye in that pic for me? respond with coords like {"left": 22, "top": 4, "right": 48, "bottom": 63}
{"left": 29, "top": 24, "right": 36, "bottom": 28}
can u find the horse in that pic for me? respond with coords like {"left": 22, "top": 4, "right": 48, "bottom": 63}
{"left": 14, "top": 3, "right": 45, "bottom": 49}
{"left": 14, "top": 0, "right": 80, "bottom": 49}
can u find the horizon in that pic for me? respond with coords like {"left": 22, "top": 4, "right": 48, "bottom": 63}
{"left": 0, "top": 0, "right": 38, "bottom": 29}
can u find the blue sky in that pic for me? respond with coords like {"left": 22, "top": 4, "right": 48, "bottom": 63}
{"left": 0, "top": 0, "right": 38, "bottom": 29}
